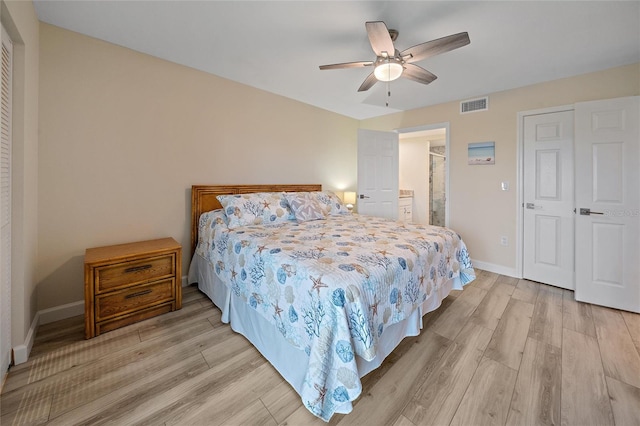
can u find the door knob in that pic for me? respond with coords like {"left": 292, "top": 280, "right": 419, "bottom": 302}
{"left": 579, "top": 208, "right": 604, "bottom": 215}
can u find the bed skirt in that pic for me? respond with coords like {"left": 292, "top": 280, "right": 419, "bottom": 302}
{"left": 188, "top": 253, "right": 459, "bottom": 416}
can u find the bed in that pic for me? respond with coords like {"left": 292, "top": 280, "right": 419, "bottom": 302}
{"left": 187, "top": 184, "right": 475, "bottom": 421}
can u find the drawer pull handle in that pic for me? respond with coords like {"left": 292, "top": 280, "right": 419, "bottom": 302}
{"left": 125, "top": 289, "right": 153, "bottom": 299}
{"left": 124, "top": 264, "right": 153, "bottom": 273}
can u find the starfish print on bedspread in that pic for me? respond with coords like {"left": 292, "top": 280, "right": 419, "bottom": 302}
{"left": 310, "top": 274, "right": 328, "bottom": 295}
{"left": 369, "top": 296, "right": 379, "bottom": 317}
{"left": 313, "top": 383, "right": 327, "bottom": 407}
{"left": 273, "top": 302, "right": 283, "bottom": 318}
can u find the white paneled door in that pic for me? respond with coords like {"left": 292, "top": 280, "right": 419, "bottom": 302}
{"left": 357, "top": 129, "right": 399, "bottom": 219}
{"left": 523, "top": 110, "right": 575, "bottom": 289}
{"left": 575, "top": 96, "right": 639, "bottom": 313}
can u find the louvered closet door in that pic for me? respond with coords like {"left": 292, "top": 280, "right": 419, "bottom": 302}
{"left": 1, "top": 25, "right": 12, "bottom": 375}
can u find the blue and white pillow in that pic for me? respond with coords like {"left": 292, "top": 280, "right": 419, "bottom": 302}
{"left": 217, "top": 192, "right": 293, "bottom": 229}
{"left": 313, "top": 191, "right": 351, "bottom": 216}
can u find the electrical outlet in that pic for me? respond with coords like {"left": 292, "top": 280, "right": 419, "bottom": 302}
{"left": 500, "top": 236, "right": 508, "bottom": 246}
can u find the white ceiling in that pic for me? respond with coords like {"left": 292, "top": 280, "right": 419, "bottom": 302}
{"left": 34, "top": 1, "right": 640, "bottom": 120}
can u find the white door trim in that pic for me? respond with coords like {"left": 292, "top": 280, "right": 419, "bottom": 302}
{"left": 516, "top": 105, "right": 574, "bottom": 278}
{"left": 396, "top": 122, "right": 451, "bottom": 227}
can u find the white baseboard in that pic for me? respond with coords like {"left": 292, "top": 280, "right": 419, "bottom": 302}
{"left": 13, "top": 275, "right": 191, "bottom": 365}
{"left": 471, "top": 259, "right": 519, "bottom": 278}
{"left": 12, "top": 311, "right": 39, "bottom": 365}
{"left": 39, "top": 300, "right": 85, "bottom": 325}
{"left": 13, "top": 300, "right": 84, "bottom": 365}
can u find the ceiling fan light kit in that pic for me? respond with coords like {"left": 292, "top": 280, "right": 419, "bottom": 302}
{"left": 319, "top": 21, "right": 470, "bottom": 93}
{"left": 373, "top": 58, "right": 404, "bottom": 82}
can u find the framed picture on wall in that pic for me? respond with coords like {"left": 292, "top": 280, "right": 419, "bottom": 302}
{"left": 468, "top": 141, "right": 495, "bottom": 165}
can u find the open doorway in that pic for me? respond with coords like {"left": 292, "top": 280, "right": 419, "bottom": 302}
{"left": 398, "top": 125, "right": 448, "bottom": 226}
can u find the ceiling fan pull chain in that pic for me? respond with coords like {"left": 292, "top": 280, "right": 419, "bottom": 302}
{"left": 386, "top": 80, "right": 390, "bottom": 107}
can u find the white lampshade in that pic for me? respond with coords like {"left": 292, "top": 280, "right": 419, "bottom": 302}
{"left": 343, "top": 191, "right": 356, "bottom": 210}
{"left": 343, "top": 191, "right": 356, "bottom": 204}
{"left": 374, "top": 61, "right": 403, "bottom": 82}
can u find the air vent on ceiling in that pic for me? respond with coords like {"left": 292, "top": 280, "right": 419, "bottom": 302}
{"left": 460, "top": 96, "right": 489, "bottom": 114}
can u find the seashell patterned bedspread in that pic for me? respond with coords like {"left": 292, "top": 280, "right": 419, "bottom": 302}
{"left": 196, "top": 211, "right": 475, "bottom": 421}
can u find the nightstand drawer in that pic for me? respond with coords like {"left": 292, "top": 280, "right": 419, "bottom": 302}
{"left": 96, "top": 278, "right": 175, "bottom": 321}
{"left": 96, "top": 303, "right": 174, "bottom": 335}
{"left": 95, "top": 254, "right": 175, "bottom": 293}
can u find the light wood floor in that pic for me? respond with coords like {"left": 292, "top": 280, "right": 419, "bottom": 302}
{"left": 2, "top": 270, "right": 639, "bottom": 425}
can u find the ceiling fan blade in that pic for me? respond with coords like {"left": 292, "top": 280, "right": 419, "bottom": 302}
{"left": 358, "top": 72, "right": 378, "bottom": 92}
{"left": 402, "top": 64, "right": 437, "bottom": 85}
{"left": 365, "top": 21, "right": 395, "bottom": 57}
{"left": 401, "top": 32, "right": 470, "bottom": 63}
{"left": 319, "top": 61, "right": 374, "bottom": 70}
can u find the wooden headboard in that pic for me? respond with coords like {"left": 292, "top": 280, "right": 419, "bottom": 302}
{"left": 190, "top": 184, "right": 322, "bottom": 256}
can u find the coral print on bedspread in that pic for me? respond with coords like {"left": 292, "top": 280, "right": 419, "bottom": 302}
{"left": 198, "top": 213, "right": 474, "bottom": 421}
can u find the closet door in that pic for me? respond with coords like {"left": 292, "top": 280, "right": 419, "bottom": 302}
{"left": 0, "top": 24, "right": 13, "bottom": 374}
{"left": 575, "top": 96, "right": 639, "bottom": 313}
{"left": 522, "top": 110, "right": 575, "bottom": 289}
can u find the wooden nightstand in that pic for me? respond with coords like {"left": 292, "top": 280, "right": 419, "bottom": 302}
{"left": 84, "top": 237, "right": 182, "bottom": 339}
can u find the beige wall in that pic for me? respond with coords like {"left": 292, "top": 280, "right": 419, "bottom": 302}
{"left": 362, "top": 63, "right": 640, "bottom": 273}
{"left": 34, "top": 21, "right": 640, "bottom": 310}
{"left": 2, "top": 0, "right": 39, "bottom": 350}
{"left": 38, "top": 23, "right": 359, "bottom": 310}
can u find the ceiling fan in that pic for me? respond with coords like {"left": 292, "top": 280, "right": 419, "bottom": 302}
{"left": 319, "top": 21, "right": 470, "bottom": 92}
